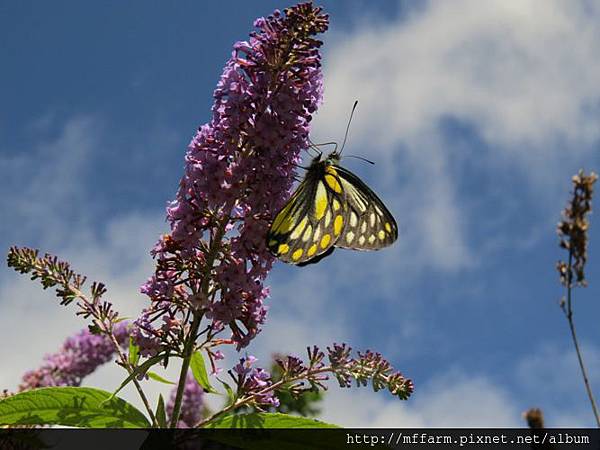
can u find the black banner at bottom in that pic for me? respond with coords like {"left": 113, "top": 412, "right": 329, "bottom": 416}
{"left": 0, "top": 428, "right": 598, "bottom": 449}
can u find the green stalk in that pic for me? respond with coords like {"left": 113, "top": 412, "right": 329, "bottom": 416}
{"left": 169, "top": 219, "right": 228, "bottom": 427}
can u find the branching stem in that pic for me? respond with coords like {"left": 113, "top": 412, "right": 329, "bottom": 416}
{"left": 194, "top": 366, "right": 331, "bottom": 428}
{"left": 72, "top": 287, "right": 158, "bottom": 426}
{"left": 168, "top": 218, "right": 228, "bottom": 427}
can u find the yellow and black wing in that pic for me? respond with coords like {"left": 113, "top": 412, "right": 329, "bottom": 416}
{"left": 267, "top": 161, "right": 397, "bottom": 265}
{"left": 267, "top": 163, "right": 349, "bottom": 264}
{"left": 332, "top": 165, "right": 398, "bottom": 250}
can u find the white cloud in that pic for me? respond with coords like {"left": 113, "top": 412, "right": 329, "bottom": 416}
{"left": 0, "top": 116, "right": 99, "bottom": 247}
{"left": 261, "top": 270, "right": 350, "bottom": 350}
{"left": 0, "top": 206, "right": 182, "bottom": 418}
{"left": 312, "top": 0, "right": 600, "bottom": 271}
{"left": 321, "top": 371, "right": 521, "bottom": 427}
{"left": 321, "top": 345, "right": 600, "bottom": 428}
{"left": 0, "top": 211, "right": 166, "bottom": 389}
{"left": 517, "top": 342, "right": 600, "bottom": 396}
{"left": 515, "top": 342, "right": 600, "bottom": 427}
{"left": 0, "top": 116, "right": 170, "bottom": 406}
{"left": 318, "top": 0, "right": 600, "bottom": 152}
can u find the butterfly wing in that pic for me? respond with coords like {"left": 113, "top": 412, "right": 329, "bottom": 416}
{"left": 267, "top": 161, "right": 398, "bottom": 264}
{"left": 332, "top": 165, "right": 398, "bottom": 250}
{"left": 267, "top": 163, "right": 347, "bottom": 264}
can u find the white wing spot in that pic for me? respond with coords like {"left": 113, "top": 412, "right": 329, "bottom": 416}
{"left": 302, "top": 224, "right": 313, "bottom": 242}
{"left": 369, "top": 213, "right": 376, "bottom": 227}
{"left": 350, "top": 212, "right": 358, "bottom": 227}
{"left": 313, "top": 225, "right": 321, "bottom": 242}
{"left": 324, "top": 209, "right": 331, "bottom": 227}
{"left": 346, "top": 231, "right": 355, "bottom": 243}
{"left": 361, "top": 221, "right": 367, "bottom": 233}
{"left": 368, "top": 234, "right": 376, "bottom": 244}
{"left": 341, "top": 178, "right": 367, "bottom": 212}
{"left": 358, "top": 235, "right": 365, "bottom": 245}
{"left": 290, "top": 217, "right": 307, "bottom": 239}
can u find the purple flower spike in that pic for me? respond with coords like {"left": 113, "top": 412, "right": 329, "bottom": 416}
{"left": 139, "top": 3, "right": 329, "bottom": 355}
{"left": 20, "top": 322, "right": 129, "bottom": 391}
{"left": 230, "top": 355, "right": 279, "bottom": 408}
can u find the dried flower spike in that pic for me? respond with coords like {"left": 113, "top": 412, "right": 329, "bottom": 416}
{"left": 557, "top": 170, "right": 598, "bottom": 287}
{"left": 556, "top": 169, "right": 600, "bottom": 427}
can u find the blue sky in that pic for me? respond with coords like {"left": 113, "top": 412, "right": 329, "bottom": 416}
{"left": 2, "top": 0, "right": 600, "bottom": 427}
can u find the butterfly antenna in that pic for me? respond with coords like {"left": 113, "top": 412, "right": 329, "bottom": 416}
{"left": 306, "top": 146, "right": 318, "bottom": 157}
{"left": 345, "top": 154, "right": 375, "bottom": 165}
{"left": 312, "top": 140, "right": 338, "bottom": 149}
{"left": 339, "top": 100, "right": 358, "bottom": 156}
{"left": 308, "top": 137, "right": 341, "bottom": 157}
{"left": 306, "top": 138, "right": 323, "bottom": 158}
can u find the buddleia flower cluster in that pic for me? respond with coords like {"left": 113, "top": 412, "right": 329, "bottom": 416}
{"left": 19, "top": 323, "right": 130, "bottom": 391}
{"left": 135, "top": 3, "right": 328, "bottom": 359}
{"left": 6, "top": 247, "right": 160, "bottom": 421}
{"left": 6, "top": 247, "right": 125, "bottom": 362}
{"left": 195, "top": 345, "right": 413, "bottom": 427}
{"left": 327, "top": 344, "right": 414, "bottom": 400}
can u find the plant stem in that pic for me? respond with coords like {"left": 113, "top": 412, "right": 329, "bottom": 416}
{"left": 563, "top": 251, "right": 600, "bottom": 427}
{"left": 168, "top": 313, "right": 202, "bottom": 427}
{"left": 194, "top": 366, "right": 331, "bottom": 428}
{"left": 169, "top": 218, "right": 228, "bottom": 427}
{"left": 104, "top": 324, "right": 158, "bottom": 426}
{"left": 72, "top": 286, "right": 158, "bottom": 426}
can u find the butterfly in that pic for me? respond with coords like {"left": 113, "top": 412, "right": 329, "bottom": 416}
{"left": 266, "top": 148, "right": 398, "bottom": 266}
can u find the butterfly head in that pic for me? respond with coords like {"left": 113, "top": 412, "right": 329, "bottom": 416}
{"left": 309, "top": 149, "right": 341, "bottom": 169}
{"left": 325, "top": 150, "right": 342, "bottom": 164}
{"left": 307, "top": 99, "right": 357, "bottom": 167}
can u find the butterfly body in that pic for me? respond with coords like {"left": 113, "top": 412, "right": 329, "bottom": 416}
{"left": 267, "top": 151, "right": 398, "bottom": 265}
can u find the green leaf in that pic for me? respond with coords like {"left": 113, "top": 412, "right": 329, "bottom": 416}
{"left": 190, "top": 351, "right": 218, "bottom": 393}
{"left": 114, "top": 316, "right": 131, "bottom": 323}
{"left": 147, "top": 371, "right": 175, "bottom": 385}
{"left": 155, "top": 394, "right": 167, "bottom": 428}
{"left": 204, "top": 413, "right": 341, "bottom": 450}
{"left": 207, "top": 412, "right": 338, "bottom": 429}
{"left": 88, "top": 324, "right": 102, "bottom": 335}
{"left": 217, "top": 378, "right": 236, "bottom": 406}
{"left": 128, "top": 336, "right": 140, "bottom": 366}
{"left": 0, "top": 387, "right": 150, "bottom": 428}
{"left": 108, "top": 355, "right": 164, "bottom": 402}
